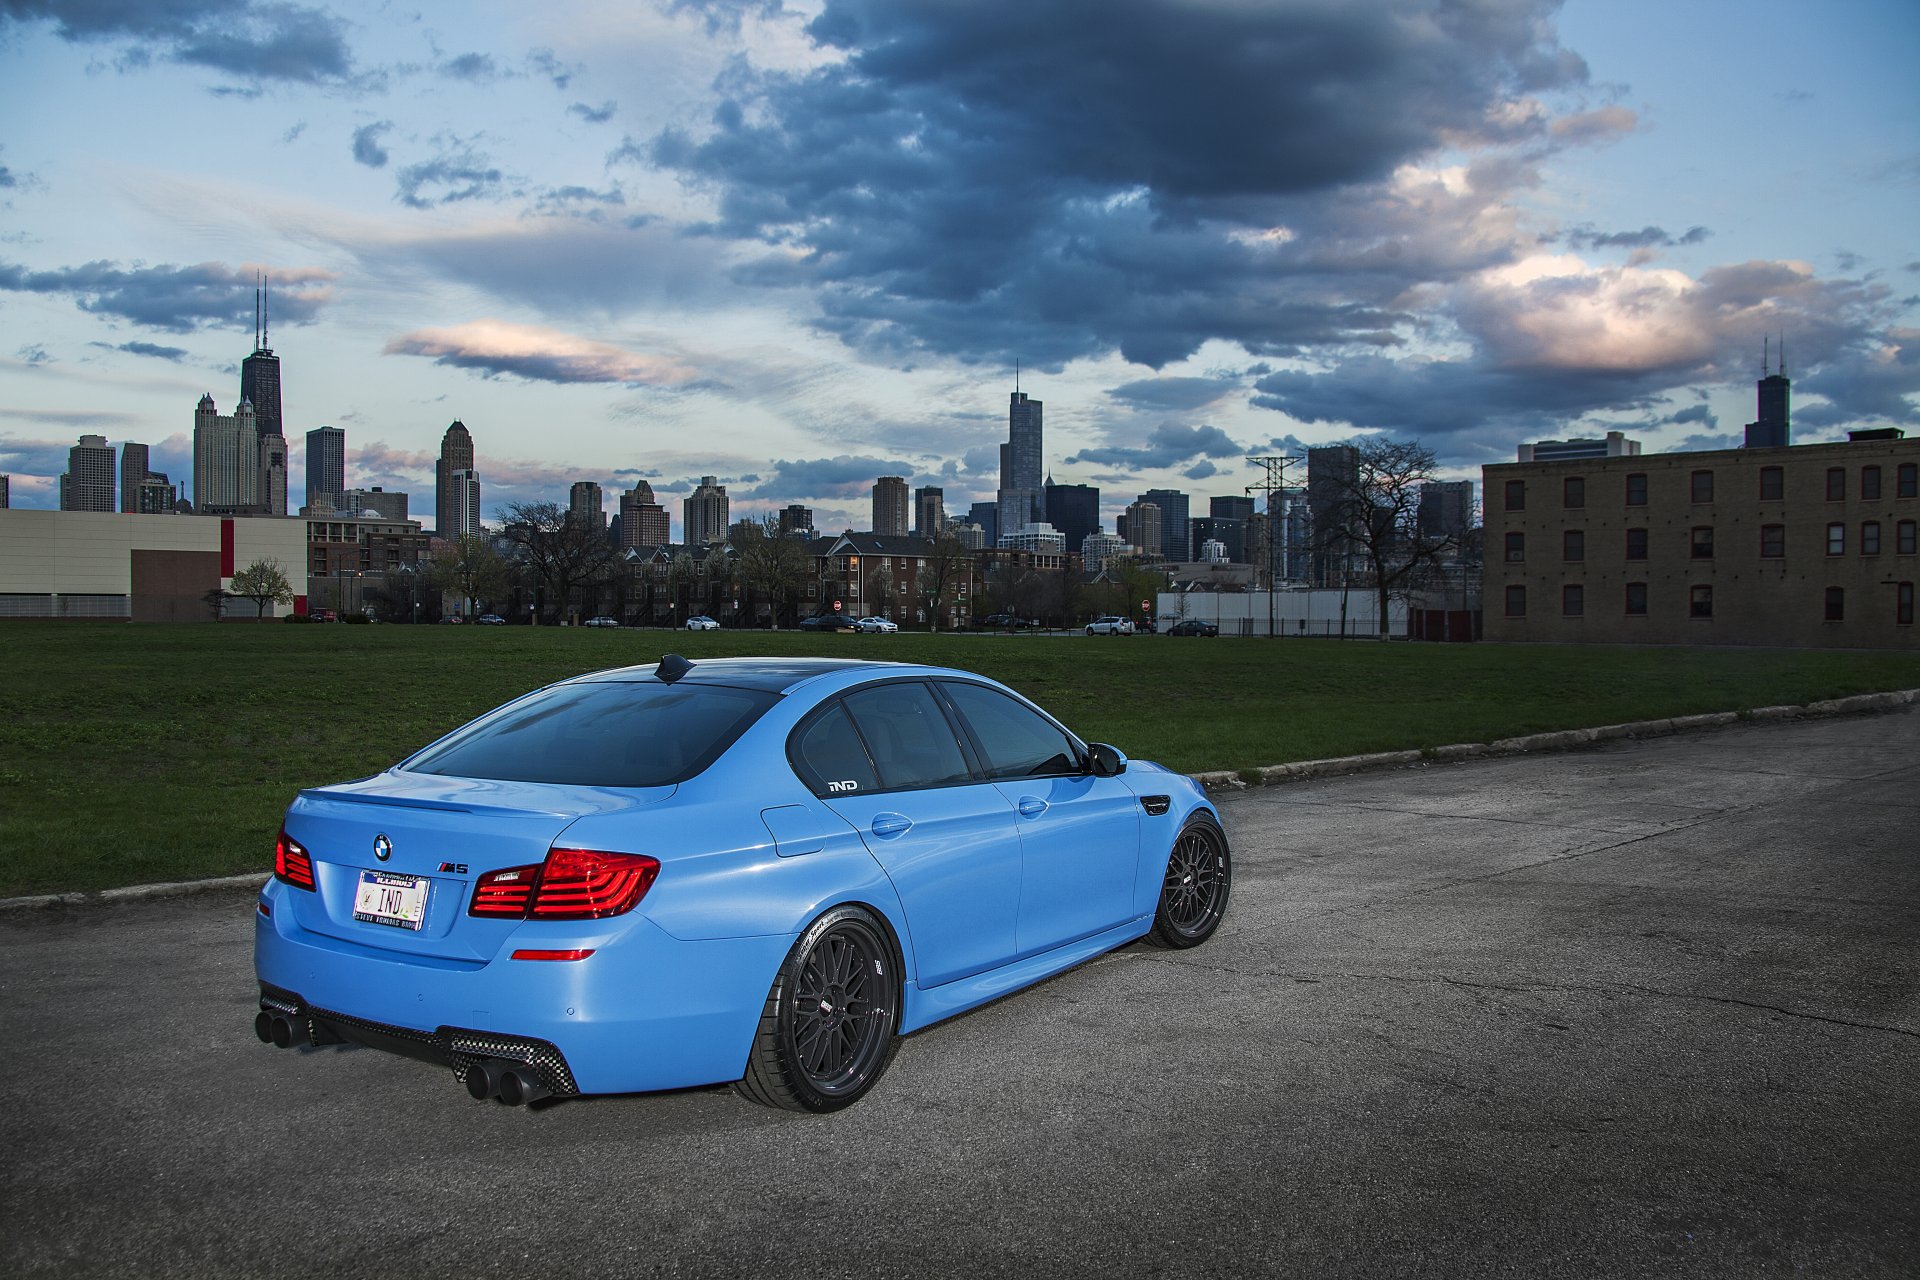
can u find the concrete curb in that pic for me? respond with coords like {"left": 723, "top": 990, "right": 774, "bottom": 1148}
{"left": 1188, "top": 687, "right": 1919, "bottom": 792}
{"left": 6, "top": 689, "right": 1915, "bottom": 912}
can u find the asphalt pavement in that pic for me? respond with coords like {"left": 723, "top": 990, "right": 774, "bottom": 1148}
{"left": 3, "top": 708, "right": 1915, "bottom": 1279}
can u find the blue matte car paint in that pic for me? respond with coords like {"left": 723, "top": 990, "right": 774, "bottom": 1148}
{"left": 254, "top": 658, "right": 1224, "bottom": 1098}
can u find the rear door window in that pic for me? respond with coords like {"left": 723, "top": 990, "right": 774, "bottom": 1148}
{"left": 840, "top": 683, "right": 974, "bottom": 791}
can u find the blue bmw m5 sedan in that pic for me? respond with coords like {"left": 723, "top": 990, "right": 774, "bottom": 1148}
{"left": 254, "top": 655, "right": 1230, "bottom": 1112}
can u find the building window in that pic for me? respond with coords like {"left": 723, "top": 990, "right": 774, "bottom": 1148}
{"left": 1625, "top": 582, "right": 1648, "bottom": 616}
{"left": 1900, "top": 520, "right": 1917, "bottom": 555}
{"left": 1862, "top": 466, "right": 1882, "bottom": 501}
{"left": 1900, "top": 463, "right": 1918, "bottom": 499}
{"left": 1504, "top": 585, "right": 1526, "bottom": 618}
{"left": 1504, "top": 479, "right": 1526, "bottom": 511}
{"left": 1863, "top": 521, "right": 1882, "bottom": 556}
{"left": 1563, "top": 476, "right": 1585, "bottom": 509}
{"left": 1824, "top": 587, "right": 1845, "bottom": 622}
{"left": 1758, "top": 466, "right": 1784, "bottom": 501}
{"left": 1691, "top": 526, "right": 1714, "bottom": 559}
{"left": 1563, "top": 529, "right": 1585, "bottom": 562}
{"left": 1626, "top": 527, "right": 1648, "bottom": 561}
{"left": 1827, "top": 523, "right": 1846, "bottom": 556}
{"left": 1827, "top": 468, "right": 1846, "bottom": 501}
{"left": 1562, "top": 584, "right": 1584, "bottom": 617}
{"left": 1691, "top": 470, "right": 1714, "bottom": 503}
{"left": 1625, "top": 473, "right": 1648, "bottom": 506}
{"left": 1899, "top": 582, "right": 1915, "bottom": 626}
{"left": 1690, "top": 585, "right": 1713, "bottom": 619}
{"left": 1504, "top": 531, "right": 1525, "bottom": 563}
{"left": 1760, "top": 524, "right": 1786, "bottom": 558}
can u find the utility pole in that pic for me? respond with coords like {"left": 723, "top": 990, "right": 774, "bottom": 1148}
{"left": 1245, "top": 454, "right": 1301, "bottom": 638}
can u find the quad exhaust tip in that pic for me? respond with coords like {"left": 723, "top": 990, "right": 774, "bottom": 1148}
{"left": 465, "top": 1058, "right": 551, "bottom": 1107}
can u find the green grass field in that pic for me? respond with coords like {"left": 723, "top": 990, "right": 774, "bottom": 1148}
{"left": 3, "top": 621, "right": 1916, "bottom": 897}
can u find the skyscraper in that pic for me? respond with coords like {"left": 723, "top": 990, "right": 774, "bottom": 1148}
{"left": 913, "top": 486, "right": 945, "bottom": 539}
{"left": 0, "top": 475, "right": 9, "bottom": 508}
{"left": 60, "top": 435, "right": 116, "bottom": 511}
{"left": 872, "top": 475, "right": 909, "bottom": 537}
{"left": 1417, "top": 480, "right": 1474, "bottom": 541}
{"left": 435, "top": 421, "right": 478, "bottom": 539}
{"left": 193, "top": 394, "right": 260, "bottom": 515}
{"left": 1120, "top": 500, "right": 1162, "bottom": 557}
{"left": 1137, "top": 488, "right": 1191, "bottom": 562}
{"left": 120, "top": 442, "right": 149, "bottom": 515}
{"left": 306, "top": 426, "right": 345, "bottom": 511}
{"left": 1746, "top": 338, "right": 1791, "bottom": 448}
{"left": 1042, "top": 480, "right": 1098, "bottom": 554}
{"left": 239, "top": 282, "right": 287, "bottom": 516}
{"left": 997, "top": 390, "right": 1044, "bottom": 535}
{"left": 1307, "top": 445, "right": 1361, "bottom": 587}
{"left": 619, "top": 482, "right": 671, "bottom": 548}
{"left": 684, "top": 475, "right": 729, "bottom": 545}
{"left": 778, "top": 504, "right": 815, "bottom": 538}
{"left": 569, "top": 481, "right": 606, "bottom": 531}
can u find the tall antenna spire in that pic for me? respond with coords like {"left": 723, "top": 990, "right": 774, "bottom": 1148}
{"left": 254, "top": 276, "right": 262, "bottom": 351}
{"left": 1763, "top": 334, "right": 1770, "bottom": 377}
{"left": 1015, "top": 358, "right": 1021, "bottom": 395}
{"left": 1779, "top": 331, "right": 1785, "bottom": 378}
{"left": 262, "top": 270, "right": 269, "bottom": 351}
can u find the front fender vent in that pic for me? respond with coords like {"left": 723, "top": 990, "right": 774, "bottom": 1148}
{"left": 1139, "top": 795, "right": 1172, "bottom": 816}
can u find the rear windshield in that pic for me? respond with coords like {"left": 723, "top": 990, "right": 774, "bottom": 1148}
{"left": 403, "top": 680, "right": 777, "bottom": 788}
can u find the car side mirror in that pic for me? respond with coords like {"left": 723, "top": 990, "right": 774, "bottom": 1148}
{"left": 1087, "top": 743, "right": 1128, "bottom": 777}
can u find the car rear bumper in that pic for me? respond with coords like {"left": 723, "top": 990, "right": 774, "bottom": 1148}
{"left": 253, "top": 881, "right": 791, "bottom": 1095}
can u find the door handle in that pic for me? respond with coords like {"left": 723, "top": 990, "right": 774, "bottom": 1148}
{"left": 870, "top": 813, "right": 912, "bottom": 839}
{"left": 1016, "top": 796, "right": 1049, "bottom": 818}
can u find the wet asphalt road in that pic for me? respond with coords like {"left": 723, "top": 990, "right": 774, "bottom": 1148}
{"left": 2, "top": 708, "right": 1916, "bottom": 1279}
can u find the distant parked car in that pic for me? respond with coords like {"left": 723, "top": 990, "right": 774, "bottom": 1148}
{"left": 977, "top": 613, "right": 1035, "bottom": 630}
{"left": 1085, "top": 616, "right": 1136, "bottom": 636}
{"left": 585, "top": 616, "right": 621, "bottom": 628}
{"left": 854, "top": 616, "right": 898, "bottom": 634}
{"left": 799, "top": 613, "right": 857, "bottom": 632}
{"left": 475, "top": 614, "right": 506, "bottom": 626}
{"left": 1165, "top": 620, "right": 1218, "bottom": 637}
{"left": 685, "top": 616, "right": 720, "bottom": 631}
{"left": 439, "top": 615, "right": 465, "bottom": 625}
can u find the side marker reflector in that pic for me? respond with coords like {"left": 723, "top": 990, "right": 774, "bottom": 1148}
{"left": 510, "top": 948, "right": 596, "bottom": 962}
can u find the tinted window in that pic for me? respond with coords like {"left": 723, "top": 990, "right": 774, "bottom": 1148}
{"left": 842, "top": 683, "right": 972, "bottom": 790}
{"left": 1504, "top": 585, "right": 1526, "bottom": 617}
{"left": 1691, "top": 471, "right": 1714, "bottom": 503}
{"left": 1563, "top": 477, "right": 1585, "bottom": 509}
{"left": 1862, "top": 466, "right": 1882, "bottom": 500}
{"left": 792, "top": 703, "right": 880, "bottom": 797}
{"left": 1625, "top": 582, "right": 1648, "bottom": 616}
{"left": 1761, "top": 525, "right": 1785, "bottom": 558}
{"left": 1759, "top": 467, "right": 1784, "bottom": 501}
{"left": 1563, "top": 529, "right": 1584, "bottom": 562}
{"left": 942, "top": 682, "right": 1081, "bottom": 779}
{"left": 1626, "top": 527, "right": 1648, "bottom": 560}
{"left": 406, "top": 680, "right": 775, "bottom": 787}
{"left": 1504, "top": 480, "right": 1525, "bottom": 511}
{"left": 1562, "top": 584, "right": 1584, "bottom": 617}
{"left": 1625, "top": 473, "right": 1648, "bottom": 506}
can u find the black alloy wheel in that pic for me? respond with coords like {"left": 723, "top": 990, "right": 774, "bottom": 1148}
{"left": 736, "top": 905, "right": 901, "bottom": 1112}
{"left": 1148, "top": 818, "right": 1231, "bottom": 948}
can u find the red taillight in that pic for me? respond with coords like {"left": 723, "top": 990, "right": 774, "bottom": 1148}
{"left": 468, "top": 849, "right": 660, "bottom": 921}
{"left": 511, "top": 949, "right": 596, "bottom": 961}
{"left": 469, "top": 863, "right": 541, "bottom": 918}
{"left": 274, "top": 829, "right": 315, "bottom": 890}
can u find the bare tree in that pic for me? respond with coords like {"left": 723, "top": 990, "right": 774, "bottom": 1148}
{"left": 913, "top": 527, "right": 973, "bottom": 632}
{"left": 429, "top": 534, "right": 511, "bottom": 619}
{"left": 1316, "top": 439, "right": 1458, "bottom": 638}
{"left": 733, "top": 516, "right": 810, "bottom": 628}
{"left": 497, "top": 501, "right": 616, "bottom": 624}
{"left": 228, "top": 558, "right": 293, "bottom": 620}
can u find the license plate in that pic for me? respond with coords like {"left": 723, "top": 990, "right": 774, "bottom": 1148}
{"left": 353, "top": 870, "right": 430, "bottom": 930}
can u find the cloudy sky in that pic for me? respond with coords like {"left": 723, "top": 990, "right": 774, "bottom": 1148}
{"left": 2, "top": 0, "right": 1915, "bottom": 535}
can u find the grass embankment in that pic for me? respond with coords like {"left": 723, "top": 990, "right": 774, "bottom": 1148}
{"left": 2, "top": 622, "right": 1916, "bottom": 897}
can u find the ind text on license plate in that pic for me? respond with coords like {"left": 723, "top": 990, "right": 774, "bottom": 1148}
{"left": 353, "top": 870, "right": 430, "bottom": 930}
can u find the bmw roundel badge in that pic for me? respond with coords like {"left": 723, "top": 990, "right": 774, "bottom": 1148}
{"left": 373, "top": 834, "right": 393, "bottom": 862}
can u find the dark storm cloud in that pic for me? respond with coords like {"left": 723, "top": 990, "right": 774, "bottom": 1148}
{"left": 1067, "top": 422, "right": 1244, "bottom": 472}
{"left": 648, "top": 0, "right": 1585, "bottom": 369}
{"left": 1, "top": 0, "right": 358, "bottom": 85}
{"left": 351, "top": 120, "right": 392, "bottom": 168}
{"left": 92, "top": 340, "right": 191, "bottom": 361}
{"left": 0, "top": 259, "right": 334, "bottom": 333}
{"left": 1565, "top": 224, "right": 1711, "bottom": 250}
{"left": 1105, "top": 377, "right": 1241, "bottom": 412}
{"left": 734, "top": 454, "right": 918, "bottom": 501}
{"left": 569, "top": 101, "right": 617, "bottom": 125}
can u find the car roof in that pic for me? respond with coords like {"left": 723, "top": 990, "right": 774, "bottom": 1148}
{"left": 572, "top": 656, "right": 920, "bottom": 694}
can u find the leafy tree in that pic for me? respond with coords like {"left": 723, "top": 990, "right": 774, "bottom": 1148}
{"left": 497, "top": 501, "right": 616, "bottom": 624}
{"left": 733, "top": 516, "right": 811, "bottom": 628}
{"left": 430, "top": 534, "right": 510, "bottom": 619}
{"left": 666, "top": 549, "right": 699, "bottom": 622}
{"left": 228, "top": 558, "right": 293, "bottom": 620}
{"left": 1313, "top": 439, "right": 1459, "bottom": 638}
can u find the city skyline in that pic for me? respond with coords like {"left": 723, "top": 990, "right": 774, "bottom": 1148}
{"left": 1, "top": 0, "right": 1915, "bottom": 534}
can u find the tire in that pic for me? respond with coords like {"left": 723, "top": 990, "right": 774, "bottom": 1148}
{"left": 1146, "top": 817, "right": 1231, "bottom": 949}
{"left": 735, "top": 905, "right": 902, "bottom": 1112}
